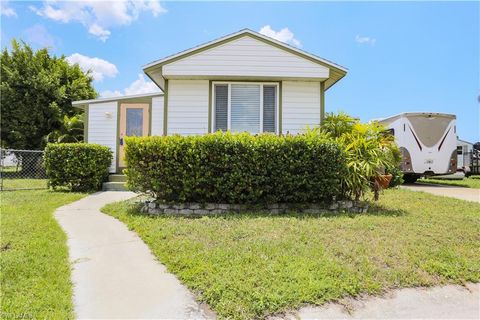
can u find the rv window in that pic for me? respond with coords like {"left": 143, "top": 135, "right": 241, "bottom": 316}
{"left": 406, "top": 115, "right": 453, "bottom": 148}
{"left": 382, "top": 128, "right": 394, "bottom": 137}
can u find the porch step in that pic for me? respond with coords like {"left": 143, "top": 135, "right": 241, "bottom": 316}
{"left": 109, "top": 174, "right": 127, "bottom": 183}
{"left": 102, "top": 181, "right": 127, "bottom": 191}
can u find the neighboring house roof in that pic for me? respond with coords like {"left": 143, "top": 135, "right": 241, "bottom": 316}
{"left": 143, "top": 28, "right": 348, "bottom": 91}
{"left": 72, "top": 92, "right": 163, "bottom": 108}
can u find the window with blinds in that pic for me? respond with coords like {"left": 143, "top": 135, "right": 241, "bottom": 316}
{"left": 214, "top": 85, "right": 228, "bottom": 131}
{"left": 213, "top": 83, "right": 277, "bottom": 134}
{"left": 263, "top": 86, "right": 276, "bottom": 133}
{"left": 231, "top": 84, "right": 260, "bottom": 133}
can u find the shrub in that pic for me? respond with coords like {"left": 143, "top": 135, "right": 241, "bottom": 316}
{"left": 318, "top": 112, "right": 401, "bottom": 200}
{"left": 44, "top": 143, "right": 112, "bottom": 192}
{"left": 125, "top": 132, "right": 347, "bottom": 204}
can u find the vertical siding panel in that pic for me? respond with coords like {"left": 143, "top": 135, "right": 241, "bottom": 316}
{"left": 87, "top": 102, "right": 118, "bottom": 172}
{"left": 167, "top": 80, "right": 209, "bottom": 135}
{"left": 151, "top": 96, "right": 164, "bottom": 136}
{"left": 282, "top": 81, "right": 321, "bottom": 135}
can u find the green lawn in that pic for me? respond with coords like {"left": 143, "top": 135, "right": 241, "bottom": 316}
{"left": 1, "top": 178, "right": 48, "bottom": 190}
{"left": 419, "top": 176, "right": 480, "bottom": 189}
{"left": 1, "top": 190, "right": 86, "bottom": 319}
{"left": 103, "top": 189, "right": 480, "bottom": 319}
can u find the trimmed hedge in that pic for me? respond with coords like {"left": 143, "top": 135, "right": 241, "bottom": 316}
{"left": 125, "top": 132, "right": 347, "bottom": 204}
{"left": 44, "top": 143, "right": 112, "bottom": 192}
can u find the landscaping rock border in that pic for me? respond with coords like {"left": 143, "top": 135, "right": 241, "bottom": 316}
{"left": 141, "top": 200, "right": 368, "bottom": 216}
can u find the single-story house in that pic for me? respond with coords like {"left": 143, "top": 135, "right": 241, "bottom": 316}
{"left": 73, "top": 29, "right": 348, "bottom": 173}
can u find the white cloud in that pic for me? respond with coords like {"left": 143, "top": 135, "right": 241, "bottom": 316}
{"left": 259, "top": 25, "right": 301, "bottom": 48}
{"left": 30, "top": 0, "right": 167, "bottom": 42}
{"left": 66, "top": 53, "right": 119, "bottom": 81}
{"left": 355, "top": 35, "right": 376, "bottom": 45}
{"left": 101, "top": 74, "right": 160, "bottom": 97}
{"left": 100, "top": 89, "right": 123, "bottom": 98}
{"left": 124, "top": 74, "right": 160, "bottom": 95}
{"left": 88, "top": 24, "right": 111, "bottom": 42}
{"left": 1, "top": 0, "right": 17, "bottom": 17}
{"left": 23, "top": 24, "right": 55, "bottom": 48}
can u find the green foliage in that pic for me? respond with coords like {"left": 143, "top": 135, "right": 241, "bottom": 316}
{"left": 318, "top": 112, "right": 401, "bottom": 200}
{"left": 0, "top": 40, "right": 96, "bottom": 150}
{"left": 45, "top": 114, "right": 85, "bottom": 143}
{"left": 125, "top": 132, "right": 347, "bottom": 204}
{"left": 386, "top": 166, "right": 404, "bottom": 187}
{"left": 320, "top": 111, "right": 358, "bottom": 137}
{"left": 44, "top": 143, "right": 112, "bottom": 192}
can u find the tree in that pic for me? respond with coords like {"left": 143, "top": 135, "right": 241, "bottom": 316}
{"left": 45, "top": 114, "right": 85, "bottom": 143}
{"left": 0, "top": 40, "right": 97, "bottom": 150}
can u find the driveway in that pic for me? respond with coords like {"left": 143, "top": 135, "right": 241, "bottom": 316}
{"left": 402, "top": 183, "right": 480, "bottom": 202}
{"left": 55, "top": 191, "right": 213, "bottom": 319}
{"left": 296, "top": 283, "right": 479, "bottom": 319}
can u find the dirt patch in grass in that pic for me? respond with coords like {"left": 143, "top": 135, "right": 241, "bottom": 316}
{"left": 102, "top": 189, "right": 480, "bottom": 319}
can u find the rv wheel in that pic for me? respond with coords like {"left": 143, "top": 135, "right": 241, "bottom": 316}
{"left": 403, "top": 175, "right": 419, "bottom": 184}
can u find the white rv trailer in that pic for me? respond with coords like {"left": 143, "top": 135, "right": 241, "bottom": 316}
{"left": 378, "top": 112, "right": 457, "bottom": 183}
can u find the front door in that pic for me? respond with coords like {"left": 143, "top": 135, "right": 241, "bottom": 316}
{"left": 119, "top": 103, "right": 149, "bottom": 168}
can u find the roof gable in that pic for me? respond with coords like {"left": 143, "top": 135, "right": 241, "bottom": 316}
{"left": 162, "top": 35, "right": 330, "bottom": 79}
{"left": 144, "top": 29, "right": 347, "bottom": 90}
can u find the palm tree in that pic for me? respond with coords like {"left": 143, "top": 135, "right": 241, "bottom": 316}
{"left": 46, "top": 114, "right": 84, "bottom": 143}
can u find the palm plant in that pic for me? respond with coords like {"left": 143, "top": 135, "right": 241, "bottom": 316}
{"left": 45, "top": 114, "right": 84, "bottom": 143}
{"left": 318, "top": 112, "right": 400, "bottom": 200}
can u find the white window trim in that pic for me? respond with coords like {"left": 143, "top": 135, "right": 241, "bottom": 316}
{"left": 211, "top": 81, "right": 279, "bottom": 134}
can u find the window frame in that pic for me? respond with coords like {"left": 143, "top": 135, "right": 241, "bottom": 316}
{"left": 212, "top": 81, "right": 280, "bottom": 134}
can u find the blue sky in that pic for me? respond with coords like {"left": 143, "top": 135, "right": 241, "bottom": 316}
{"left": 1, "top": 1, "right": 479, "bottom": 142}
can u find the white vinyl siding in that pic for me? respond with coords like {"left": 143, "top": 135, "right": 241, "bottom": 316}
{"left": 87, "top": 102, "right": 117, "bottom": 172}
{"left": 167, "top": 80, "right": 209, "bottom": 135}
{"left": 282, "top": 81, "right": 321, "bottom": 135}
{"left": 163, "top": 36, "right": 329, "bottom": 79}
{"left": 151, "top": 96, "right": 164, "bottom": 136}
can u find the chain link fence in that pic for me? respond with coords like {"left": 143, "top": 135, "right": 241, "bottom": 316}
{"left": 0, "top": 149, "right": 48, "bottom": 191}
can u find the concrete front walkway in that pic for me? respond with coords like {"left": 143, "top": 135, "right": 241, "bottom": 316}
{"left": 402, "top": 183, "right": 480, "bottom": 202}
{"left": 55, "top": 191, "right": 212, "bottom": 319}
{"left": 296, "top": 283, "right": 479, "bottom": 319}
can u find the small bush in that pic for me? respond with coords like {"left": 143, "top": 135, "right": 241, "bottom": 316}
{"left": 44, "top": 143, "right": 112, "bottom": 192}
{"left": 125, "top": 132, "right": 347, "bottom": 204}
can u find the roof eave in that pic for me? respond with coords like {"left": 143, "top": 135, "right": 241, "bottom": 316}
{"left": 142, "top": 29, "right": 348, "bottom": 78}
{"left": 72, "top": 92, "right": 164, "bottom": 106}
